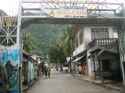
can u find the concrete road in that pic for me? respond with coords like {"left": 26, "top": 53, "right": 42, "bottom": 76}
{"left": 27, "top": 73, "right": 122, "bottom": 93}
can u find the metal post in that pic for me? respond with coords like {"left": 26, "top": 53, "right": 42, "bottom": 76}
{"left": 69, "top": 25, "right": 73, "bottom": 74}
{"left": 120, "top": 4, "right": 125, "bottom": 89}
{"left": 69, "top": 54, "right": 72, "bottom": 74}
{"left": 17, "top": 0, "right": 23, "bottom": 93}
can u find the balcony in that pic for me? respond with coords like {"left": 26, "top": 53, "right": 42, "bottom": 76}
{"left": 88, "top": 38, "right": 118, "bottom": 53}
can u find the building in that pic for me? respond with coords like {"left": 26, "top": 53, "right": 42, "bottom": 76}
{"left": 71, "top": 18, "right": 124, "bottom": 85}
{"left": 22, "top": 52, "right": 35, "bottom": 85}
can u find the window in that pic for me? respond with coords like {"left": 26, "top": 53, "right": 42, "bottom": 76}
{"left": 91, "top": 28, "right": 109, "bottom": 40}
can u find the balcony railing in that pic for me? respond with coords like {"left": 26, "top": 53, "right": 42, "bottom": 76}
{"left": 88, "top": 38, "right": 118, "bottom": 52}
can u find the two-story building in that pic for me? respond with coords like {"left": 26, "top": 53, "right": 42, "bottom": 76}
{"left": 71, "top": 18, "right": 124, "bottom": 85}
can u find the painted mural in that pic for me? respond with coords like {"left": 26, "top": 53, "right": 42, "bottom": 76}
{"left": 0, "top": 49, "right": 19, "bottom": 93}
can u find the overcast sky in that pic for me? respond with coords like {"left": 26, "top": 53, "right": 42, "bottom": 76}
{"left": 0, "top": 0, "right": 19, "bottom": 15}
{"left": 0, "top": 0, "right": 124, "bottom": 15}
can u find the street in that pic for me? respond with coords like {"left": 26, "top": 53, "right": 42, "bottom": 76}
{"left": 27, "top": 73, "right": 122, "bottom": 93}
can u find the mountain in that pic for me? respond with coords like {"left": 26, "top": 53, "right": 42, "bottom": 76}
{"left": 23, "top": 24, "right": 67, "bottom": 58}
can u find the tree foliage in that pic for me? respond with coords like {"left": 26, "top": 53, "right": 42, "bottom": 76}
{"left": 59, "top": 25, "right": 74, "bottom": 57}
{"left": 48, "top": 25, "right": 74, "bottom": 65}
{"left": 23, "top": 32, "right": 35, "bottom": 54}
{"left": 48, "top": 43, "right": 66, "bottom": 64}
{"left": 23, "top": 24, "right": 67, "bottom": 59}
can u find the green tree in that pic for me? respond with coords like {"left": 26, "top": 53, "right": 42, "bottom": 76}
{"left": 58, "top": 25, "right": 74, "bottom": 73}
{"left": 23, "top": 32, "right": 35, "bottom": 54}
{"left": 48, "top": 25, "right": 74, "bottom": 72}
{"left": 48, "top": 43, "right": 66, "bottom": 65}
{"left": 23, "top": 24, "right": 67, "bottom": 59}
{"left": 59, "top": 25, "right": 74, "bottom": 57}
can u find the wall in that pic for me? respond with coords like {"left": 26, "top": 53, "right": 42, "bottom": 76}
{"left": 73, "top": 27, "right": 85, "bottom": 56}
{"left": 28, "top": 59, "right": 35, "bottom": 83}
{"left": 0, "top": 47, "right": 19, "bottom": 93}
{"left": 84, "top": 27, "right": 92, "bottom": 47}
{"left": 73, "top": 43, "right": 85, "bottom": 56}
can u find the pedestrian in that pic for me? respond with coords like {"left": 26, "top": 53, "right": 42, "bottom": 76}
{"left": 44, "top": 65, "right": 48, "bottom": 78}
{"left": 47, "top": 67, "right": 51, "bottom": 78}
{"left": 78, "top": 65, "right": 82, "bottom": 74}
{"left": 34, "top": 64, "right": 38, "bottom": 79}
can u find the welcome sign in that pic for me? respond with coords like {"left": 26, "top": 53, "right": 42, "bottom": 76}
{"left": 47, "top": 9, "right": 87, "bottom": 17}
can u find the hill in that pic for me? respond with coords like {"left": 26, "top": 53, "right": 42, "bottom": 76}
{"left": 23, "top": 24, "right": 67, "bottom": 58}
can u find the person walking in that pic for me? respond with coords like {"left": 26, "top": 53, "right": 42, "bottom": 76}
{"left": 47, "top": 67, "right": 51, "bottom": 78}
{"left": 44, "top": 65, "right": 48, "bottom": 78}
{"left": 78, "top": 65, "right": 82, "bottom": 74}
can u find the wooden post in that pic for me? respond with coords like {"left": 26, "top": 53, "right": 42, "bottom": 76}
{"left": 18, "top": 67, "right": 22, "bottom": 93}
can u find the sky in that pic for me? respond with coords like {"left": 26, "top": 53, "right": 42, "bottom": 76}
{"left": 0, "top": 0, "right": 19, "bottom": 15}
{"left": 0, "top": 0, "right": 124, "bottom": 16}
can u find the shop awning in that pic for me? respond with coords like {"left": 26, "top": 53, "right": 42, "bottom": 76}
{"left": 88, "top": 48, "right": 117, "bottom": 59}
{"left": 72, "top": 56, "right": 85, "bottom": 63}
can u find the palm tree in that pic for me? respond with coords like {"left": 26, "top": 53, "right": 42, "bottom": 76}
{"left": 58, "top": 25, "right": 74, "bottom": 73}
{"left": 23, "top": 32, "right": 35, "bottom": 54}
{"left": 48, "top": 25, "right": 74, "bottom": 72}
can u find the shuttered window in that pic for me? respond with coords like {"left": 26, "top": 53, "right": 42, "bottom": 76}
{"left": 91, "top": 28, "right": 109, "bottom": 40}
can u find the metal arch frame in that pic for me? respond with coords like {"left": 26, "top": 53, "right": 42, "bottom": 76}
{"left": 0, "top": 17, "right": 17, "bottom": 47}
{"left": 21, "top": 0, "right": 124, "bottom": 18}
{"left": 0, "top": 0, "right": 124, "bottom": 93}
{"left": 18, "top": 0, "right": 125, "bottom": 37}
{"left": 15, "top": 0, "right": 125, "bottom": 93}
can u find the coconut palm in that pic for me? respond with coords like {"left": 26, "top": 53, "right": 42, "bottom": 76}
{"left": 59, "top": 25, "right": 74, "bottom": 58}
{"left": 58, "top": 25, "right": 74, "bottom": 72}
{"left": 23, "top": 32, "right": 35, "bottom": 53}
{"left": 48, "top": 25, "right": 74, "bottom": 72}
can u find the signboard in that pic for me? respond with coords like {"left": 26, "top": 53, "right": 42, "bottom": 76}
{"left": 46, "top": 9, "right": 87, "bottom": 17}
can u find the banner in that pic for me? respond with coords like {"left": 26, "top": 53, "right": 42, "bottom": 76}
{"left": 46, "top": 9, "right": 87, "bottom": 17}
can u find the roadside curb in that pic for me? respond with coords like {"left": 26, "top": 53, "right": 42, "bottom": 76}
{"left": 23, "top": 76, "right": 42, "bottom": 92}
{"left": 92, "top": 82, "right": 124, "bottom": 93}
{"left": 68, "top": 74, "right": 124, "bottom": 93}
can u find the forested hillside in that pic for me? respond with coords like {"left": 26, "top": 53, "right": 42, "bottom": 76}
{"left": 23, "top": 24, "right": 67, "bottom": 58}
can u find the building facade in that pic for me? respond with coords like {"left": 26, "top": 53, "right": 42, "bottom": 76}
{"left": 71, "top": 21, "right": 123, "bottom": 85}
